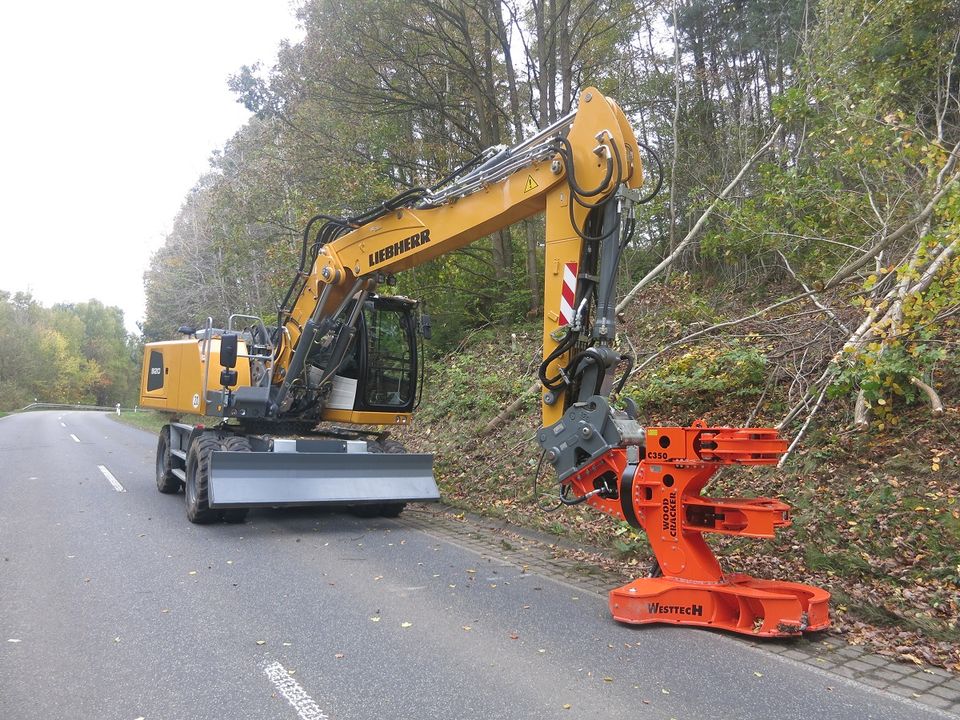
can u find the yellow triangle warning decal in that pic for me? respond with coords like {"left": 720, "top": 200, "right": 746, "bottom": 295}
{"left": 523, "top": 175, "right": 539, "bottom": 193}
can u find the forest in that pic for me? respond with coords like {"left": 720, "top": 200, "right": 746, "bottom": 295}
{"left": 119, "top": 0, "right": 960, "bottom": 666}
{"left": 143, "top": 0, "right": 959, "bottom": 431}
{"left": 0, "top": 293, "right": 140, "bottom": 411}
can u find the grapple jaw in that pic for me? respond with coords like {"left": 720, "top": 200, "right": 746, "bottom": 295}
{"left": 555, "top": 415, "right": 831, "bottom": 638}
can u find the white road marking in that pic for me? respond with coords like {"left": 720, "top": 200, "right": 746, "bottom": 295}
{"left": 69, "top": 433, "right": 80, "bottom": 442}
{"left": 60, "top": 422, "right": 66, "bottom": 428}
{"left": 263, "top": 661, "right": 329, "bottom": 720}
{"left": 97, "top": 465, "right": 126, "bottom": 493}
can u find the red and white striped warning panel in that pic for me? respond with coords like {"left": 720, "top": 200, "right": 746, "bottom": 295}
{"left": 559, "top": 262, "right": 578, "bottom": 326}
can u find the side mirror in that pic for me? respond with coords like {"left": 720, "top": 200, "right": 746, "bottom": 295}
{"left": 420, "top": 313, "right": 432, "bottom": 340}
{"left": 220, "top": 333, "right": 238, "bottom": 369}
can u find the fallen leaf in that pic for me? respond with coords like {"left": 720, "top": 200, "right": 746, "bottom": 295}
{"left": 462, "top": 626, "right": 472, "bottom": 631}
{"left": 370, "top": 617, "right": 381, "bottom": 622}
{"left": 509, "top": 632, "right": 519, "bottom": 640}
{"left": 538, "top": 649, "right": 545, "bottom": 654}
{"left": 7, "top": 639, "right": 21, "bottom": 643}
{"left": 562, "top": 704, "right": 571, "bottom": 710}
{"left": 188, "top": 571, "right": 197, "bottom": 576}
{"left": 603, "top": 677, "right": 613, "bottom": 683}
{"left": 754, "top": 672, "right": 763, "bottom": 677}
{"left": 283, "top": 642, "right": 292, "bottom": 647}
{"left": 114, "top": 637, "right": 121, "bottom": 643}
{"left": 335, "top": 653, "right": 344, "bottom": 659}
{"left": 255, "top": 640, "right": 266, "bottom": 646}
{"left": 401, "top": 622, "right": 413, "bottom": 628}
{"left": 661, "top": 688, "right": 670, "bottom": 695}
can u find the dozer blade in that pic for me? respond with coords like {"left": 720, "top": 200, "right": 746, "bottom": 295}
{"left": 208, "top": 451, "right": 439, "bottom": 508}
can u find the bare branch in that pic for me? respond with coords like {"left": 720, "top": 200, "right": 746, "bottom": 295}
{"left": 825, "top": 145, "right": 960, "bottom": 288}
{"left": 617, "top": 124, "right": 783, "bottom": 312}
{"left": 911, "top": 377, "right": 944, "bottom": 415}
{"left": 776, "top": 250, "right": 849, "bottom": 333}
{"left": 777, "top": 382, "right": 828, "bottom": 468}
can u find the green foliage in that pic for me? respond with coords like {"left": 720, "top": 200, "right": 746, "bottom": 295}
{"left": 417, "top": 323, "right": 540, "bottom": 424}
{"left": 0, "top": 292, "right": 138, "bottom": 411}
{"left": 704, "top": 0, "right": 959, "bottom": 279}
{"left": 419, "top": 358, "right": 503, "bottom": 421}
{"left": 832, "top": 344, "right": 929, "bottom": 426}
{"left": 626, "top": 341, "right": 767, "bottom": 419}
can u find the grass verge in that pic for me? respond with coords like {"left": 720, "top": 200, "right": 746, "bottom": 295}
{"left": 110, "top": 410, "right": 203, "bottom": 434}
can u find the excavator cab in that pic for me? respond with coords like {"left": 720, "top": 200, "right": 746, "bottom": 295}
{"left": 317, "top": 295, "right": 422, "bottom": 423}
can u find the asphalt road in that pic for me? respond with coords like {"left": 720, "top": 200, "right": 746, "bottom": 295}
{"left": 0, "top": 410, "right": 948, "bottom": 720}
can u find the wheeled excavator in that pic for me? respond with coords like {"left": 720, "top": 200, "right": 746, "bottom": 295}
{"left": 140, "top": 87, "right": 829, "bottom": 637}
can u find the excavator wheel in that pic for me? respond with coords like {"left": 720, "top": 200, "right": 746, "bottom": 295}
{"left": 351, "top": 438, "right": 409, "bottom": 519}
{"left": 155, "top": 426, "right": 181, "bottom": 494}
{"left": 217, "top": 436, "right": 251, "bottom": 524}
{"left": 185, "top": 433, "right": 221, "bottom": 524}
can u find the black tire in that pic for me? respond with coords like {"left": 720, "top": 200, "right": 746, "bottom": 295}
{"left": 379, "top": 438, "right": 406, "bottom": 455}
{"left": 155, "top": 427, "right": 181, "bottom": 494}
{"left": 379, "top": 503, "right": 406, "bottom": 518}
{"left": 358, "top": 438, "right": 408, "bottom": 518}
{"left": 218, "top": 435, "right": 251, "bottom": 524}
{"left": 185, "top": 433, "right": 221, "bottom": 524}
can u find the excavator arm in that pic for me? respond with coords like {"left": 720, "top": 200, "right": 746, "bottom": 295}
{"left": 268, "top": 87, "right": 643, "bottom": 430}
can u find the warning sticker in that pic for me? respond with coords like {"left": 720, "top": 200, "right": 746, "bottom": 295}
{"left": 523, "top": 175, "right": 539, "bottom": 193}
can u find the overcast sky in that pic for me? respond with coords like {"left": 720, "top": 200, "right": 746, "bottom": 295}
{"left": 0, "top": 1, "right": 302, "bottom": 332}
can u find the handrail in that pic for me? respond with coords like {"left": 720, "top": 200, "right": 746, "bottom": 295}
{"left": 14, "top": 402, "right": 124, "bottom": 413}
{"left": 200, "top": 317, "right": 214, "bottom": 403}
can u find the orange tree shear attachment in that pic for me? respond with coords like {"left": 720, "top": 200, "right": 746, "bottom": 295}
{"left": 562, "top": 419, "right": 830, "bottom": 637}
